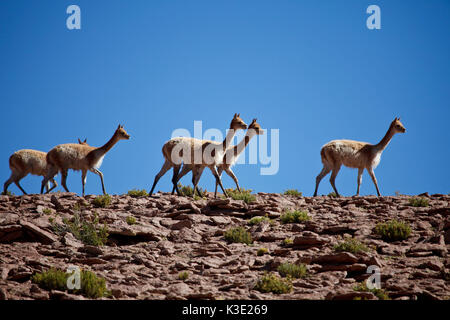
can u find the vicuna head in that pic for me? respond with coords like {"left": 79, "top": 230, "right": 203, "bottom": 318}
{"left": 230, "top": 113, "right": 248, "bottom": 131}
{"left": 248, "top": 118, "right": 264, "bottom": 135}
{"left": 77, "top": 138, "right": 88, "bottom": 145}
{"left": 115, "top": 124, "right": 131, "bottom": 140}
{"left": 391, "top": 117, "right": 406, "bottom": 134}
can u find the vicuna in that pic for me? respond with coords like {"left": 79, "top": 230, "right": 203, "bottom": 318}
{"left": 40, "top": 125, "right": 130, "bottom": 196}
{"left": 313, "top": 117, "right": 406, "bottom": 197}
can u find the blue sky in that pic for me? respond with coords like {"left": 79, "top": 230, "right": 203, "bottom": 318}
{"left": 0, "top": 0, "right": 449, "bottom": 196}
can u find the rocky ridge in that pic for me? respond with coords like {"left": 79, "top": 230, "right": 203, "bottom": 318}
{"left": 0, "top": 192, "right": 449, "bottom": 300}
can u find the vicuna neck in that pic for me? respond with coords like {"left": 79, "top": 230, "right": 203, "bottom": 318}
{"left": 97, "top": 132, "right": 120, "bottom": 156}
{"left": 233, "top": 130, "right": 257, "bottom": 156}
{"left": 221, "top": 129, "right": 238, "bottom": 152}
{"left": 374, "top": 125, "right": 395, "bottom": 152}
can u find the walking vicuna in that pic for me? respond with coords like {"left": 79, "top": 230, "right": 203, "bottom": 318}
{"left": 313, "top": 117, "right": 406, "bottom": 197}
{"left": 173, "top": 119, "right": 264, "bottom": 198}
{"left": 40, "top": 125, "right": 130, "bottom": 196}
{"left": 3, "top": 139, "right": 88, "bottom": 195}
{"left": 149, "top": 114, "right": 247, "bottom": 197}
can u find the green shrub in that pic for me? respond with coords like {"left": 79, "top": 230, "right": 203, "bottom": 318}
{"left": 248, "top": 216, "right": 272, "bottom": 226}
{"left": 224, "top": 226, "right": 253, "bottom": 245}
{"left": 409, "top": 197, "right": 429, "bottom": 207}
{"left": 280, "top": 210, "right": 310, "bottom": 224}
{"left": 126, "top": 216, "right": 137, "bottom": 225}
{"left": 257, "top": 248, "right": 269, "bottom": 256}
{"left": 283, "top": 189, "right": 302, "bottom": 197}
{"left": 226, "top": 188, "right": 256, "bottom": 204}
{"left": 42, "top": 208, "right": 52, "bottom": 215}
{"left": 353, "top": 282, "right": 390, "bottom": 300}
{"left": 178, "top": 271, "right": 189, "bottom": 281}
{"left": 277, "top": 263, "right": 307, "bottom": 279}
{"left": 374, "top": 219, "right": 411, "bottom": 242}
{"left": 328, "top": 192, "right": 338, "bottom": 198}
{"left": 177, "top": 183, "right": 206, "bottom": 198}
{"left": 127, "top": 189, "right": 148, "bottom": 197}
{"left": 282, "top": 238, "right": 293, "bottom": 246}
{"left": 92, "top": 194, "right": 111, "bottom": 208}
{"left": 2, "top": 190, "right": 14, "bottom": 196}
{"left": 334, "top": 238, "right": 369, "bottom": 254}
{"left": 32, "top": 268, "right": 109, "bottom": 299}
{"left": 52, "top": 213, "right": 109, "bottom": 246}
{"left": 254, "top": 273, "right": 292, "bottom": 294}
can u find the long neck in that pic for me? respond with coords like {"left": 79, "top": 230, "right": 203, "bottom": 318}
{"left": 221, "top": 128, "right": 237, "bottom": 152}
{"left": 96, "top": 132, "right": 120, "bottom": 156}
{"left": 233, "top": 130, "right": 256, "bottom": 156}
{"left": 374, "top": 125, "right": 395, "bottom": 152}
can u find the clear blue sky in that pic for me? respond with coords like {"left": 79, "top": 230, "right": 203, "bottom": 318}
{"left": 1, "top": 0, "right": 449, "bottom": 196}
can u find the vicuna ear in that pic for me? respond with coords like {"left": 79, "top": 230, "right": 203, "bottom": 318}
{"left": 237, "top": 113, "right": 240, "bottom": 117}
{"left": 233, "top": 113, "right": 237, "bottom": 118}
{"left": 252, "top": 118, "right": 257, "bottom": 123}
{"left": 117, "top": 124, "right": 121, "bottom": 129}
{"left": 78, "top": 138, "right": 82, "bottom": 144}
{"left": 84, "top": 138, "right": 87, "bottom": 143}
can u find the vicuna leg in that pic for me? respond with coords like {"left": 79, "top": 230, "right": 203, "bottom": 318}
{"left": 60, "top": 169, "right": 70, "bottom": 193}
{"left": 149, "top": 160, "right": 172, "bottom": 196}
{"left": 81, "top": 170, "right": 87, "bottom": 197}
{"left": 90, "top": 168, "right": 106, "bottom": 195}
{"left": 314, "top": 166, "right": 331, "bottom": 197}
{"left": 329, "top": 165, "right": 341, "bottom": 197}
{"left": 41, "top": 166, "right": 58, "bottom": 194}
{"left": 45, "top": 178, "right": 58, "bottom": 194}
{"left": 3, "top": 173, "right": 20, "bottom": 195}
{"left": 214, "top": 167, "right": 224, "bottom": 198}
{"left": 210, "top": 166, "right": 228, "bottom": 198}
{"left": 191, "top": 166, "right": 205, "bottom": 198}
{"left": 367, "top": 168, "right": 381, "bottom": 197}
{"left": 11, "top": 173, "right": 28, "bottom": 195}
{"left": 356, "top": 168, "right": 363, "bottom": 196}
{"left": 172, "top": 164, "right": 192, "bottom": 195}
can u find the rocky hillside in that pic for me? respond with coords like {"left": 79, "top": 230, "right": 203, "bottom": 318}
{"left": 0, "top": 192, "right": 449, "bottom": 300}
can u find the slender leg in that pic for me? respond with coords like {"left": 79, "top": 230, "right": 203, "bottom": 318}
{"left": 3, "top": 173, "right": 16, "bottom": 195}
{"left": 61, "top": 169, "right": 70, "bottom": 193}
{"left": 210, "top": 166, "right": 228, "bottom": 198}
{"left": 13, "top": 174, "right": 28, "bottom": 195}
{"left": 356, "top": 168, "right": 363, "bottom": 196}
{"left": 45, "top": 182, "right": 50, "bottom": 193}
{"left": 368, "top": 168, "right": 381, "bottom": 197}
{"left": 329, "top": 165, "right": 341, "bottom": 197}
{"left": 191, "top": 166, "right": 205, "bottom": 198}
{"left": 214, "top": 167, "right": 224, "bottom": 198}
{"left": 90, "top": 168, "right": 106, "bottom": 195}
{"left": 170, "top": 165, "right": 182, "bottom": 195}
{"left": 225, "top": 167, "right": 241, "bottom": 192}
{"left": 314, "top": 166, "right": 331, "bottom": 196}
{"left": 172, "top": 164, "right": 192, "bottom": 195}
{"left": 41, "top": 166, "right": 58, "bottom": 194}
{"left": 81, "top": 170, "right": 87, "bottom": 197}
{"left": 46, "top": 178, "right": 58, "bottom": 194}
{"left": 149, "top": 159, "right": 172, "bottom": 196}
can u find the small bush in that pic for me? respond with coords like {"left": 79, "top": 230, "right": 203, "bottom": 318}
{"left": 226, "top": 188, "right": 256, "bottom": 204}
{"left": 282, "top": 238, "right": 293, "bottom": 246}
{"left": 127, "top": 189, "right": 148, "bottom": 197}
{"left": 280, "top": 210, "right": 310, "bottom": 224}
{"left": 248, "top": 216, "right": 272, "bottom": 226}
{"left": 409, "top": 197, "right": 429, "bottom": 207}
{"left": 32, "top": 268, "right": 109, "bottom": 299}
{"left": 257, "top": 248, "right": 269, "bottom": 256}
{"left": 42, "top": 208, "right": 52, "bottom": 215}
{"left": 224, "top": 226, "right": 253, "bottom": 245}
{"left": 2, "top": 190, "right": 14, "bottom": 196}
{"left": 178, "top": 271, "right": 189, "bottom": 281}
{"left": 177, "top": 183, "right": 206, "bottom": 198}
{"left": 52, "top": 213, "right": 109, "bottom": 246}
{"left": 334, "top": 238, "right": 369, "bottom": 254}
{"left": 277, "top": 263, "right": 307, "bottom": 279}
{"left": 126, "top": 216, "right": 137, "bottom": 225}
{"left": 254, "top": 273, "right": 292, "bottom": 294}
{"left": 92, "top": 194, "right": 111, "bottom": 208}
{"left": 283, "top": 189, "right": 302, "bottom": 198}
{"left": 374, "top": 219, "right": 411, "bottom": 242}
{"left": 353, "top": 282, "right": 390, "bottom": 300}
{"left": 328, "top": 192, "right": 338, "bottom": 198}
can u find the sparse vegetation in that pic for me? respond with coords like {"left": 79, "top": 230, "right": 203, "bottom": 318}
{"left": 280, "top": 210, "right": 310, "bottom": 224}
{"left": 277, "top": 263, "right": 307, "bottom": 279}
{"left": 127, "top": 189, "right": 148, "bottom": 197}
{"left": 224, "top": 226, "right": 253, "bottom": 245}
{"left": 257, "top": 248, "right": 269, "bottom": 256}
{"left": 178, "top": 271, "right": 189, "bottom": 281}
{"left": 353, "top": 282, "right": 390, "bottom": 300}
{"left": 334, "top": 238, "right": 369, "bottom": 254}
{"left": 283, "top": 189, "right": 302, "bottom": 198}
{"left": 92, "top": 194, "right": 111, "bottom": 208}
{"left": 374, "top": 219, "right": 411, "bottom": 242}
{"left": 42, "top": 208, "right": 52, "bottom": 215}
{"left": 32, "top": 268, "right": 110, "bottom": 299}
{"left": 126, "top": 216, "right": 137, "bottom": 225}
{"left": 177, "top": 183, "right": 206, "bottom": 198}
{"left": 226, "top": 188, "right": 256, "bottom": 204}
{"left": 328, "top": 192, "right": 338, "bottom": 198}
{"left": 248, "top": 216, "right": 272, "bottom": 226}
{"left": 52, "top": 213, "right": 109, "bottom": 246}
{"left": 3, "top": 190, "right": 14, "bottom": 196}
{"left": 409, "top": 197, "right": 429, "bottom": 207}
{"left": 254, "top": 272, "right": 292, "bottom": 294}
{"left": 282, "top": 238, "right": 293, "bottom": 246}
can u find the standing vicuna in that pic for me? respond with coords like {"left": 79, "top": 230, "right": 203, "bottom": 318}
{"left": 40, "top": 125, "right": 130, "bottom": 197}
{"left": 313, "top": 117, "right": 406, "bottom": 197}
{"left": 173, "top": 119, "right": 264, "bottom": 198}
{"left": 149, "top": 113, "right": 247, "bottom": 197}
{"left": 3, "top": 138, "right": 88, "bottom": 195}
